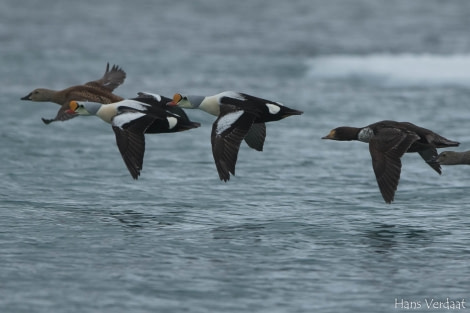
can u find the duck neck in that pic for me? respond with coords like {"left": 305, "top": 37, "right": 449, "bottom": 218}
{"left": 198, "top": 95, "right": 220, "bottom": 116}
{"left": 96, "top": 103, "right": 118, "bottom": 124}
{"left": 36, "top": 88, "right": 62, "bottom": 104}
{"left": 459, "top": 151, "right": 470, "bottom": 164}
{"left": 357, "top": 127, "right": 373, "bottom": 143}
{"left": 53, "top": 89, "right": 69, "bottom": 105}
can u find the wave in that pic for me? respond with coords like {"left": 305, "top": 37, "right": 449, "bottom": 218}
{"left": 306, "top": 53, "right": 470, "bottom": 86}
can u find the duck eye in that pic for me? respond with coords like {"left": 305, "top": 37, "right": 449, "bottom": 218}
{"left": 183, "top": 96, "right": 188, "bottom": 100}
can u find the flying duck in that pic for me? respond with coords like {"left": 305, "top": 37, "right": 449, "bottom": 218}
{"left": 21, "top": 63, "right": 125, "bottom": 124}
{"left": 67, "top": 92, "right": 200, "bottom": 179}
{"left": 168, "top": 91, "right": 303, "bottom": 181}
{"left": 428, "top": 150, "right": 470, "bottom": 165}
{"left": 322, "top": 120, "right": 460, "bottom": 203}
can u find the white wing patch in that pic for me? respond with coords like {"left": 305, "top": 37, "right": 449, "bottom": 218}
{"left": 112, "top": 112, "right": 146, "bottom": 128}
{"left": 358, "top": 127, "right": 374, "bottom": 143}
{"left": 167, "top": 117, "right": 178, "bottom": 130}
{"left": 218, "top": 91, "right": 246, "bottom": 101}
{"left": 119, "top": 100, "right": 150, "bottom": 111}
{"left": 266, "top": 103, "right": 281, "bottom": 114}
{"left": 216, "top": 110, "right": 244, "bottom": 135}
{"left": 138, "top": 92, "right": 162, "bottom": 102}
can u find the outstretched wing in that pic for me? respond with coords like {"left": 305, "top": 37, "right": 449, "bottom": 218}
{"left": 112, "top": 112, "right": 155, "bottom": 179}
{"left": 243, "top": 122, "right": 266, "bottom": 151}
{"left": 218, "top": 93, "right": 266, "bottom": 151}
{"left": 41, "top": 105, "right": 78, "bottom": 124}
{"left": 369, "top": 128, "right": 419, "bottom": 203}
{"left": 418, "top": 148, "right": 441, "bottom": 174}
{"left": 211, "top": 105, "right": 256, "bottom": 181}
{"left": 86, "top": 62, "right": 126, "bottom": 92}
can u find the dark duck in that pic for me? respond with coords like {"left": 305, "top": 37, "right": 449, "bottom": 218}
{"left": 322, "top": 120, "right": 460, "bottom": 203}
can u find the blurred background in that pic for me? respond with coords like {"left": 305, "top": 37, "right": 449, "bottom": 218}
{"left": 1, "top": 1, "right": 470, "bottom": 312}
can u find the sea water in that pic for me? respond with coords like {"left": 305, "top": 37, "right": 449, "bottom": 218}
{"left": 1, "top": 1, "right": 470, "bottom": 312}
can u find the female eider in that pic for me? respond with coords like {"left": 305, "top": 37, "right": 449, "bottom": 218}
{"left": 322, "top": 120, "right": 460, "bottom": 203}
{"left": 428, "top": 150, "right": 470, "bottom": 165}
{"left": 66, "top": 92, "right": 200, "bottom": 179}
{"left": 168, "top": 91, "right": 303, "bottom": 181}
{"left": 21, "top": 63, "right": 125, "bottom": 124}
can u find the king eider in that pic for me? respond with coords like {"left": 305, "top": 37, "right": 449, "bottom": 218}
{"left": 322, "top": 120, "right": 460, "bottom": 203}
{"left": 21, "top": 63, "right": 125, "bottom": 124}
{"left": 66, "top": 92, "right": 200, "bottom": 179}
{"left": 168, "top": 91, "right": 303, "bottom": 181}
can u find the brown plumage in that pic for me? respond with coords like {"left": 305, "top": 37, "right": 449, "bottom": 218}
{"left": 322, "top": 120, "right": 460, "bottom": 203}
{"left": 21, "top": 63, "right": 125, "bottom": 124}
{"left": 429, "top": 150, "right": 470, "bottom": 165}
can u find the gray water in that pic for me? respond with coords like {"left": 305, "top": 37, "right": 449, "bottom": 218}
{"left": 1, "top": 1, "right": 470, "bottom": 312}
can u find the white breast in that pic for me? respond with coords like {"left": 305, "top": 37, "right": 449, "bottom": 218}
{"left": 199, "top": 96, "right": 221, "bottom": 116}
{"left": 96, "top": 104, "right": 119, "bottom": 124}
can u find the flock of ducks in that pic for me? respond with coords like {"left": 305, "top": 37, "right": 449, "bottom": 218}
{"left": 21, "top": 63, "right": 469, "bottom": 204}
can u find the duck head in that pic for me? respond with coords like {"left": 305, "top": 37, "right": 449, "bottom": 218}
{"left": 167, "top": 93, "right": 204, "bottom": 109}
{"left": 427, "top": 151, "right": 463, "bottom": 165}
{"left": 322, "top": 127, "right": 360, "bottom": 141}
{"left": 66, "top": 100, "right": 101, "bottom": 116}
{"left": 21, "top": 88, "right": 54, "bottom": 101}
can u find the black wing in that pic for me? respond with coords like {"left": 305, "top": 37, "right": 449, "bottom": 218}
{"left": 418, "top": 148, "right": 441, "bottom": 174}
{"left": 211, "top": 105, "right": 256, "bottom": 181}
{"left": 112, "top": 113, "right": 156, "bottom": 179}
{"left": 219, "top": 93, "right": 266, "bottom": 151}
{"left": 243, "top": 122, "right": 266, "bottom": 151}
{"left": 369, "top": 128, "right": 419, "bottom": 203}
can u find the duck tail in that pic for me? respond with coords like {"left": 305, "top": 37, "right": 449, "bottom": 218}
{"left": 282, "top": 107, "right": 303, "bottom": 118}
{"left": 179, "top": 121, "right": 201, "bottom": 131}
{"left": 436, "top": 137, "right": 460, "bottom": 148}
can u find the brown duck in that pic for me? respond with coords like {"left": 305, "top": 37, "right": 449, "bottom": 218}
{"left": 322, "top": 120, "right": 460, "bottom": 203}
{"left": 21, "top": 63, "right": 125, "bottom": 124}
{"left": 428, "top": 150, "right": 470, "bottom": 165}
